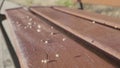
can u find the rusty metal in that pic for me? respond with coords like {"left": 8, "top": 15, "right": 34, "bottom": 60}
{"left": 30, "top": 7, "right": 120, "bottom": 60}
{"left": 5, "top": 7, "right": 120, "bottom": 68}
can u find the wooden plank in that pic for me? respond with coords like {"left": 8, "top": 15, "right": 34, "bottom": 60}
{"left": 5, "top": 8, "right": 118, "bottom": 68}
{"left": 30, "top": 7, "right": 120, "bottom": 60}
{"left": 53, "top": 6, "right": 120, "bottom": 29}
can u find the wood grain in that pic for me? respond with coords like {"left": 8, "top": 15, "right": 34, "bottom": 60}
{"left": 5, "top": 8, "right": 119, "bottom": 68}
{"left": 30, "top": 7, "right": 120, "bottom": 60}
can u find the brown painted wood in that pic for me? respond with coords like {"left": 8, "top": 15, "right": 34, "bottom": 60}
{"left": 30, "top": 7, "right": 120, "bottom": 60}
{"left": 53, "top": 6, "right": 120, "bottom": 29}
{"left": 5, "top": 8, "right": 119, "bottom": 68}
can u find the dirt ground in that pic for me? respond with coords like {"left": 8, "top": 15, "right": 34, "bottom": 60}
{"left": 0, "top": 1, "right": 20, "bottom": 68}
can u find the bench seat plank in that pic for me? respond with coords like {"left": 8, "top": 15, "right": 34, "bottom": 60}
{"left": 53, "top": 6, "right": 120, "bottom": 29}
{"left": 30, "top": 7, "right": 120, "bottom": 60}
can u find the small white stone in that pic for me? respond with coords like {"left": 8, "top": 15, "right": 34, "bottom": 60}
{"left": 55, "top": 54, "right": 59, "bottom": 57}
{"left": 51, "top": 26, "right": 53, "bottom": 29}
{"left": 114, "top": 26, "right": 118, "bottom": 28}
{"left": 40, "top": 40, "right": 43, "bottom": 42}
{"left": 28, "top": 22, "right": 32, "bottom": 25}
{"left": 44, "top": 60, "right": 48, "bottom": 63}
{"left": 44, "top": 41, "right": 48, "bottom": 44}
{"left": 37, "top": 29, "right": 41, "bottom": 32}
{"left": 37, "top": 25, "right": 41, "bottom": 28}
{"left": 41, "top": 59, "right": 49, "bottom": 63}
{"left": 62, "top": 38, "right": 66, "bottom": 41}
{"left": 16, "top": 21, "right": 19, "bottom": 24}
{"left": 41, "top": 60, "right": 44, "bottom": 63}
{"left": 50, "top": 32, "right": 54, "bottom": 35}
{"left": 92, "top": 21, "right": 95, "bottom": 23}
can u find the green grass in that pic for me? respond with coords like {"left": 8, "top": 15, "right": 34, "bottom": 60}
{"left": 56, "top": 0, "right": 74, "bottom": 7}
{"left": 25, "top": 0, "right": 33, "bottom": 6}
{"left": 9, "top": 0, "right": 76, "bottom": 7}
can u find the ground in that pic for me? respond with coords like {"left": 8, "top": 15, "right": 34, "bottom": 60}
{"left": 0, "top": 1, "right": 19, "bottom": 68}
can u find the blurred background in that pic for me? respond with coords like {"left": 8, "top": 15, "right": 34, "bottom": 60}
{"left": 7, "top": 0, "right": 120, "bottom": 17}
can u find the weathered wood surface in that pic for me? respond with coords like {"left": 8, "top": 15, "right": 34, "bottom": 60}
{"left": 5, "top": 7, "right": 120, "bottom": 68}
{"left": 30, "top": 7, "right": 120, "bottom": 60}
{"left": 53, "top": 6, "right": 120, "bottom": 29}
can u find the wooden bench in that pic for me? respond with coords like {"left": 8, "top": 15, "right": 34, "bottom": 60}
{"left": 2, "top": 1, "right": 120, "bottom": 68}
{"left": 3, "top": 6, "right": 120, "bottom": 68}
